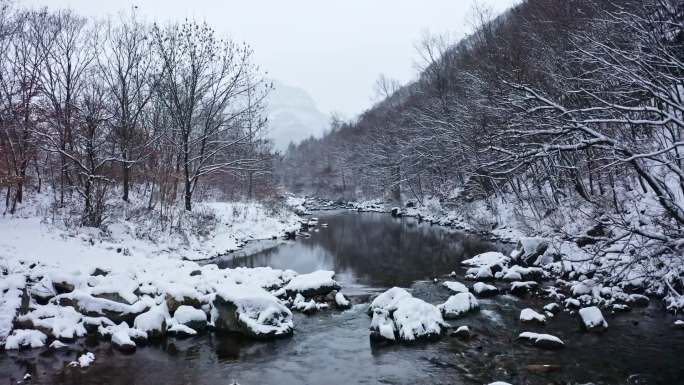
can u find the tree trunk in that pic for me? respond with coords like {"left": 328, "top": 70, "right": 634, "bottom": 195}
{"left": 122, "top": 148, "right": 130, "bottom": 201}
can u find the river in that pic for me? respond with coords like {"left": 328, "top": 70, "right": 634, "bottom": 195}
{"left": 1, "top": 211, "right": 683, "bottom": 384}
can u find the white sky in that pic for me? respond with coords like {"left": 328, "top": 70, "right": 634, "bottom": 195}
{"left": 22, "top": 0, "right": 518, "bottom": 118}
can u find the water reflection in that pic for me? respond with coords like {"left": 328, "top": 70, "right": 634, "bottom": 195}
{"left": 220, "top": 211, "right": 507, "bottom": 287}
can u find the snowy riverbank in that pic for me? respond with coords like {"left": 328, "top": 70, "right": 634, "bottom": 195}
{"left": 0, "top": 193, "right": 328, "bottom": 348}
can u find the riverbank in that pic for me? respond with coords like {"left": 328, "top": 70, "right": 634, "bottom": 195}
{"left": 303, "top": 196, "right": 684, "bottom": 314}
{"left": 0, "top": 193, "right": 314, "bottom": 348}
{"left": 3, "top": 210, "right": 682, "bottom": 385}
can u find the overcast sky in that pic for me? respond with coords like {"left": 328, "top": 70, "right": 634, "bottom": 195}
{"left": 23, "top": 0, "right": 518, "bottom": 118}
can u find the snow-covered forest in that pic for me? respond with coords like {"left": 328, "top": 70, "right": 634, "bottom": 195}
{"left": 0, "top": 1, "right": 277, "bottom": 223}
{"left": 281, "top": 0, "right": 684, "bottom": 310}
{"left": 2, "top": 0, "right": 684, "bottom": 384}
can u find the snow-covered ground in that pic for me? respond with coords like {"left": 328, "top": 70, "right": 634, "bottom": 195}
{"left": 0, "top": 192, "right": 312, "bottom": 348}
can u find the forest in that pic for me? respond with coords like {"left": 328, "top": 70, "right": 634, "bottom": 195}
{"left": 0, "top": 1, "right": 276, "bottom": 227}
{"left": 280, "top": 0, "right": 684, "bottom": 301}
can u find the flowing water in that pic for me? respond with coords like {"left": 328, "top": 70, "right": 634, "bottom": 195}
{"left": 2, "top": 211, "right": 683, "bottom": 385}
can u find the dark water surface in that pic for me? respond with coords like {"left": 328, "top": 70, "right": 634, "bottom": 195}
{"left": 2, "top": 211, "right": 683, "bottom": 385}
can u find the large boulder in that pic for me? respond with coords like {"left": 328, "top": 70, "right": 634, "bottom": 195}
{"left": 510, "top": 238, "right": 549, "bottom": 266}
{"left": 284, "top": 270, "right": 340, "bottom": 297}
{"left": 438, "top": 293, "right": 479, "bottom": 319}
{"left": 211, "top": 284, "right": 293, "bottom": 339}
{"left": 367, "top": 287, "right": 412, "bottom": 315}
{"left": 368, "top": 288, "right": 446, "bottom": 342}
{"left": 392, "top": 297, "right": 446, "bottom": 342}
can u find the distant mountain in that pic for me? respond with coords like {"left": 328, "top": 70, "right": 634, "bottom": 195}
{"left": 266, "top": 81, "right": 329, "bottom": 152}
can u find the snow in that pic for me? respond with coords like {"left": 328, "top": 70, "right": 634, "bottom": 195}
{"left": 49, "top": 340, "right": 68, "bottom": 349}
{"left": 0, "top": 273, "right": 26, "bottom": 346}
{"left": 520, "top": 308, "right": 546, "bottom": 323}
{"left": 368, "top": 287, "right": 412, "bottom": 314}
{"left": 442, "top": 281, "right": 469, "bottom": 293}
{"left": 518, "top": 331, "right": 565, "bottom": 348}
{"left": 212, "top": 283, "right": 294, "bottom": 338}
{"left": 69, "top": 352, "right": 95, "bottom": 368}
{"left": 111, "top": 328, "right": 136, "bottom": 350}
{"left": 167, "top": 323, "right": 197, "bottom": 336}
{"left": 368, "top": 287, "right": 446, "bottom": 342}
{"left": 173, "top": 306, "right": 207, "bottom": 325}
{"left": 16, "top": 304, "right": 87, "bottom": 340}
{"left": 462, "top": 251, "right": 508, "bottom": 267}
{"left": 134, "top": 303, "right": 168, "bottom": 338}
{"left": 579, "top": 306, "right": 608, "bottom": 331}
{"left": 283, "top": 270, "right": 340, "bottom": 296}
{"left": 98, "top": 322, "right": 147, "bottom": 342}
{"left": 291, "top": 293, "right": 327, "bottom": 313}
{"left": 466, "top": 265, "right": 493, "bottom": 280}
{"left": 392, "top": 297, "right": 446, "bottom": 341}
{"left": 472, "top": 282, "right": 499, "bottom": 296}
{"left": 370, "top": 309, "right": 396, "bottom": 341}
{"left": 334, "top": 292, "right": 351, "bottom": 308}
{"left": 438, "top": 293, "right": 479, "bottom": 319}
{"left": 3, "top": 329, "right": 47, "bottom": 349}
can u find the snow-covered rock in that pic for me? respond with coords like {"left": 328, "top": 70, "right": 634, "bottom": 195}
{"left": 3, "top": 329, "right": 47, "bottom": 349}
{"left": 465, "top": 265, "right": 494, "bottom": 280}
{"left": 543, "top": 303, "right": 561, "bottom": 314}
{"left": 565, "top": 298, "right": 581, "bottom": 309}
{"left": 517, "top": 331, "right": 565, "bottom": 350}
{"left": 369, "top": 308, "right": 396, "bottom": 342}
{"left": 579, "top": 306, "right": 608, "bottom": 332}
{"left": 450, "top": 325, "right": 471, "bottom": 340}
{"left": 462, "top": 251, "right": 508, "bottom": 268}
{"left": 510, "top": 281, "right": 538, "bottom": 296}
{"left": 334, "top": 292, "right": 351, "bottom": 309}
{"left": 520, "top": 308, "right": 546, "bottom": 324}
{"left": 15, "top": 304, "right": 87, "bottom": 340}
{"left": 69, "top": 352, "right": 95, "bottom": 368}
{"left": 284, "top": 270, "right": 340, "bottom": 297}
{"left": 134, "top": 304, "right": 168, "bottom": 339}
{"left": 111, "top": 327, "right": 137, "bottom": 353}
{"left": 53, "top": 290, "right": 150, "bottom": 324}
{"left": 472, "top": 282, "right": 499, "bottom": 297}
{"left": 438, "top": 293, "right": 479, "bottom": 319}
{"left": 442, "top": 281, "right": 469, "bottom": 293}
{"left": 291, "top": 293, "right": 327, "bottom": 314}
{"left": 368, "top": 288, "right": 447, "bottom": 342}
{"left": 98, "top": 321, "right": 147, "bottom": 347}
{"left": 211, "top": 284, "right": 293, "bottom": 339}
{"left": 47, "top": 340, "right": 68, "bottom": 350}
{"left": 627, "top": 294, "right": 649, "bottom": 307}
{"left": 368, "top": 287, "right": 412, "bottom": 314}
{"left": 510, "top": 237, "right": 549, "bottom": 266}
{"left": 674, "top": 320, "right": 684, "bottom": 329}
{"left": 392, "top": 297, "right": 446, "bottom": 341}
{"left": 30, "top": 276, "right": 57, "bottom": 304}
{"left": 167, "top": 323, "right": 197, "bottom": 337}
{"left": 172, "top": 305, "right": 207, "bottom": 331}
